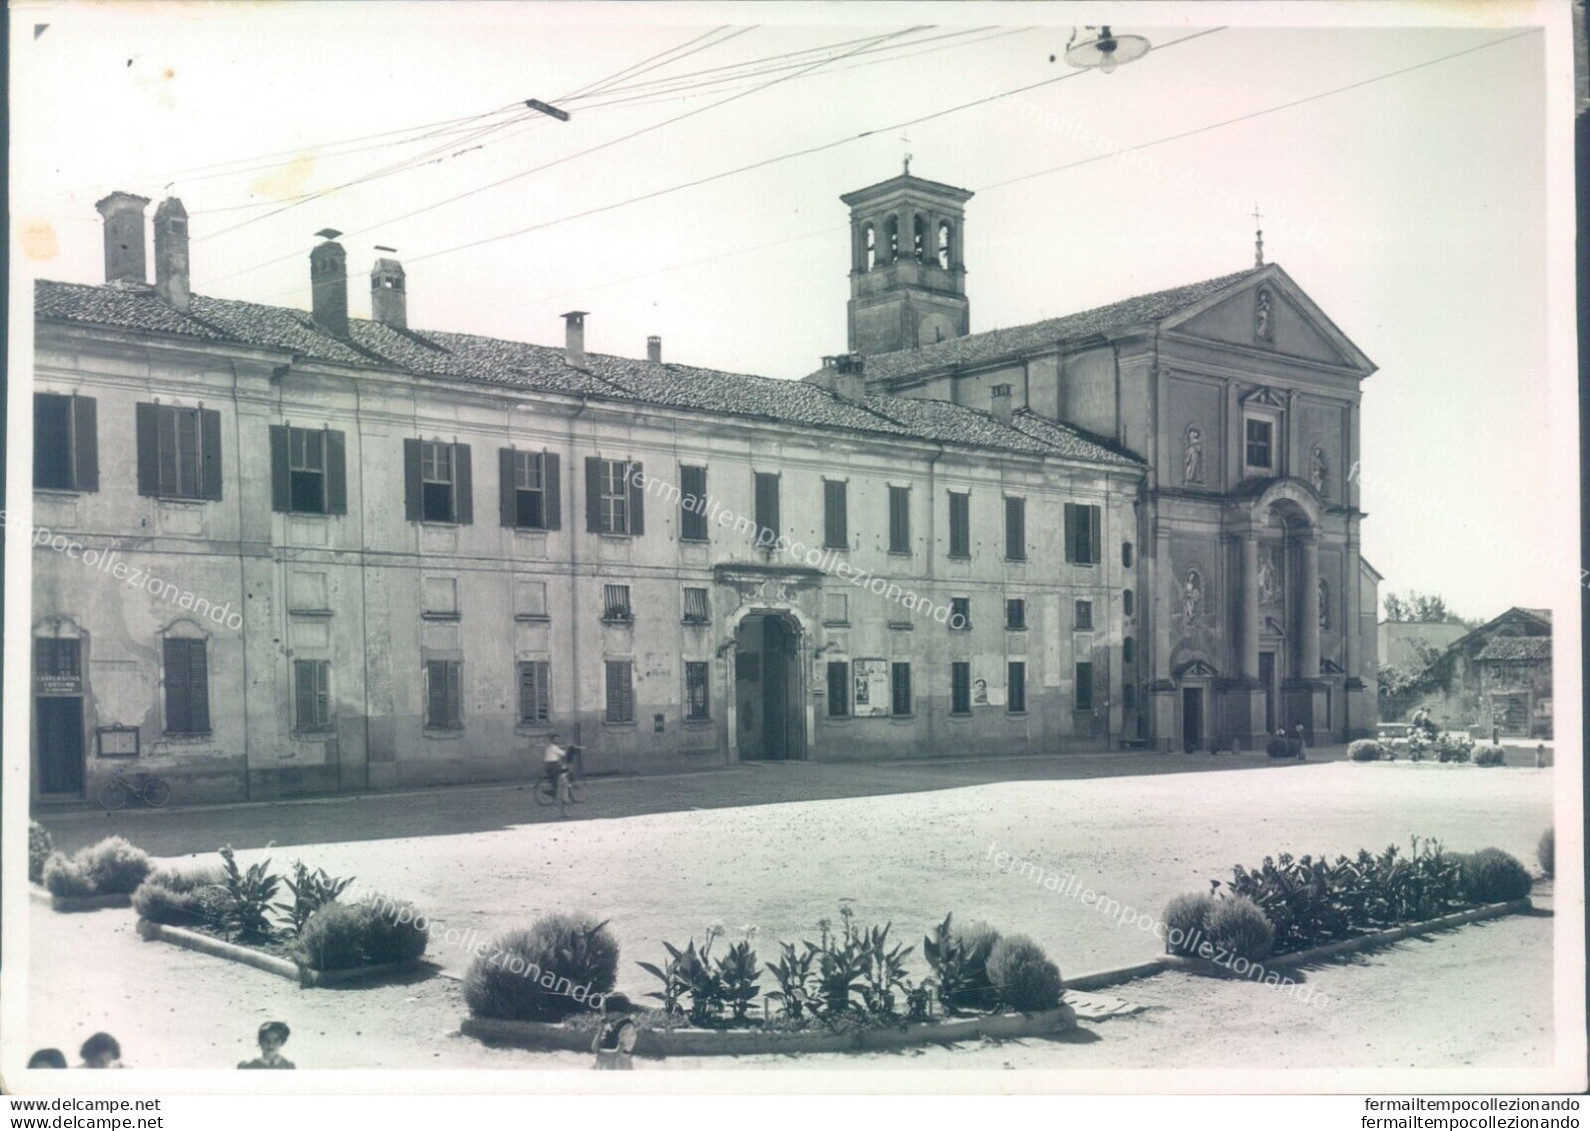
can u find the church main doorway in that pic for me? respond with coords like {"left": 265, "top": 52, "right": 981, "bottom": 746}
{"left": 734, "top": 613, "right": 805, "bottom": 761}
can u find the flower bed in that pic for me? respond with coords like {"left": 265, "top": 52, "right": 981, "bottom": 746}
{"left": 38, "top": 835, "right": 151, "bottom": 911}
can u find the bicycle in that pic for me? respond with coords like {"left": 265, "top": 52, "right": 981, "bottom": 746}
{"left": 97, "top": 768, "right": 172, "bottom": 810}
{"left": 532, "top": 745, "right": 584, "bottom": 814}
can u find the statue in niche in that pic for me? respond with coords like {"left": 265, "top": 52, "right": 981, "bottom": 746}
{"left": 1181, "top": 569, "right": 1204, "bottom": 628}
{"left": 1257, "top": 548, "right": 1279, "bottom": 606}
{"left": 1318, "top": 579, "right": 1329, "bottom": 631}
{"left": 1310, "top": 445, "right": 1328, "bottom": 498}
{"left": 1182, "top": 425, "right": 1204, "bottom": 485}
{"left": 1255, "top": 287, "right": 1274, "bottom": 341}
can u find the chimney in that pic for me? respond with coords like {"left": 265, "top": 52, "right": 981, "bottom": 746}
{"left": 153, "top": 197, "right": 190, "bottom": 311}
{"left": 563, "top": 311, "right": 588, "bottom": 368}
{"left": 309, "top": 230, "right": 349, "bottom": 338}
{"left": 94, "top": 191, "right": 151, "bottom": 287}
{"left": 820, "top": 353, "right": 866, "bottom": 403}
{"left": 370, "top": 252, "right": 407, "bottom": 330}
{"left": 646, "top": 335, "right": 662, "bottom": 363}
{"left": 989, "top": 383, "right": 1013, "bottom": 426}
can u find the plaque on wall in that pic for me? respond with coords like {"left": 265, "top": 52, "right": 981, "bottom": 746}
{"left": 96, "top": 725, "right": 140, "bottom": 759}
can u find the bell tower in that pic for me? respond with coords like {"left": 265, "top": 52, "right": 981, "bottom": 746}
{"left": 841, "top": 169, "right": 973, "bottom": 356}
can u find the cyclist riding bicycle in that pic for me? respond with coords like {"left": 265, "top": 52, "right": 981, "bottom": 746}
{"left": 543, "top": 733, "right": 569, "bottom": 791}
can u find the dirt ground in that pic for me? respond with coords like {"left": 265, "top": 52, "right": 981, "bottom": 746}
{"left": 22, "top": 761, "right": 1556, "bottom": 1073}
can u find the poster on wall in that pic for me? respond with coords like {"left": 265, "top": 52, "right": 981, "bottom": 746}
{"left": 853, "top": 658, "right": 890, "bottom": 717}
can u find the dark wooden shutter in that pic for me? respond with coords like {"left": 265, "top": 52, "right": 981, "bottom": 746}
{"left": 755, "top": 472, "right": 780, "bottom": 536}
{"left": 73, "top": 396, "right": 98, "bottom": 491}
{"left": 163, "top": 638, "right": 189, "bottom": 731}
{"left": 187, "top": 641, "right": 210, "bottom": 731}
{"left": 628, "top": 461, "right": 644, "bottom": 535}
{"left": 680, "top": 465, "right": 707, "bottom": 540}
{"left": 269, "top": 426, "right": 291, "bottom": 512}
{"left": 949, "top": 492, "right": 969, "bottom": 557}
{"left": 199, "top": 408, "right": 223, "bottom": 500}
{"left": 824, "top": 480, "right": 847, "bottom": 548}
{"left": 1063, "top": 504, "right": 1078, "bottom": 563}
{"left": 499, "top": 449, "right": 517, "bottom": 527}
{"left": 889, "top": 486, "right": 909, "bottom": 552}
{"left": 1006, "top": 497, "right": 1025, "bottom": 560}
{"left": 1088, "top": 506, "right": 1102, "bottom": 565}
{"left": 324, "top": 429, "right": 347, "bottom": 515}
{"left": 585, "top": 457, "right": 603, "bottom": 533}
{"left": 403, "top": 439, "right": 423, "bottom": 522}
{"left": 294, "top": 660, "right": 315, "bottom": 730}
{"left": 544, "top": 453, "right": 562, "bottom": 530}
{"left": 447, "top": 662, "right": 463, "bottom": 726}
{"left": 453, "top": 443, "right": 473, "bottom": 524}
{"left": 136, "top": 403, "right": 160, "bottom": 497}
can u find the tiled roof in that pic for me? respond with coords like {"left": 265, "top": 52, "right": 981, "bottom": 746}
{"left": 862, "top": 268, "right": 1261, "bottom": 383}
{"left": 35, "top": 278, "right": 1140, "bottom": 467}
{"left": 1475, "top": 637, "right": 1552, "bottom": 662}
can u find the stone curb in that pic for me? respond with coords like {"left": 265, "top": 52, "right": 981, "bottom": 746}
{"left": 135, "top": 918, "right": 426, "bottom": 988}
{"left": 1061, "top": 898, "right": 1531, "bottom": 992}
{"left": 29, "top": 887, "right": 133, "bottom": 912}
{"left": 461, "top": 1003, "right": 1078, "bottom": 1057}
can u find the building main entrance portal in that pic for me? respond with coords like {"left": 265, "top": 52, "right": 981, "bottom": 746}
{"left": 735, "top": 613, "right": 805, "bottom": 761}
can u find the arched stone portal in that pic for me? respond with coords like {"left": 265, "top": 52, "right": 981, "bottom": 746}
{"left": 729, "top": 609, "right": 808, "bottom": 761}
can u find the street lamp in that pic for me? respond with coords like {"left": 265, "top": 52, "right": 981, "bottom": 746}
{"left": 1062, "top": 26, "right": 1151, "bottom": 74}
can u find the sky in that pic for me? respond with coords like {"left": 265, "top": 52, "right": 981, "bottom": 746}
{"left": 9, "top": 1, "right": 1566, "bottom": 623}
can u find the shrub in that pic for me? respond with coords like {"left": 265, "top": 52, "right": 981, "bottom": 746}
{"left": 1457, "top": 848, "right": 1533, "bottom": 904}
{"left": 1538, "top": 828, "right": 1554, "bottom": 877}
{"left": 924, "top": 912, "right": 998, "bottom": 1011}
{"left": 42, "top": 853, "right": 96, "bottom": 898}
{"left": 28, "top": 822, "right": 53, "bottom": 885}
{"left": 131, "top": 865, "right": 226, "bottom": 926}
{"left": 953, "top": 919, "right": 1002, "bottom": 1007}
{"left": 1163, "top": 892, "right": 1214, "bottom": 956}
{"left": 464, "top": 913, "right": 617, "bottom": 1022}
{"left": 1348, "top": 740, "right": 1385, "bottom": 762}
{"left": 1204, "top": 896, "right": 1275, "bottom": 961}
{"left": 1473, "top": 745, "right": 1506, "bottom": 767}
{"left": 277, "top": 861, "right": 355, "bottom": 936}
{"left": 986, "top": 935, "right": 1062, "bottom": 1012}
{"left": 295, "top": 895, "right": 429, "bottom": 971}
{"left": 1435, "top": 733, "right": 1474, "bottom": 764}
{"left": 195, "top": 885, "right": 237, "bottom": 927}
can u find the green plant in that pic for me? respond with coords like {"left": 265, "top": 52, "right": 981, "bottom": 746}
{"left": 28, "top": 822, "right": 54, "bottom": 885}
{"left": 1435, "top": 732, "right": 1474, "bottom": 764}
{"left": 42, "top": 853, "right": 95, "bottom": 898}
{"left": 465, "top": 914, "right": 616, "bottom": 1022}
{"left": 277, "top": 861, "right": 355, "bottom": 936}
{"left": 1538, "top": 828, "right": 1554, "bottom": 877}
{"left": 215, "top": 845, "right": 281, "bottom": 943}
{"left": 953, "top": 919, "right": 1002, "bottom": 1009}
{"left": 79, "top": 837, "right": 152, "bottom": 894}
{"left": 132, "top": 865, "right": 227, "bottom": 926}
{"left": 1456, "top": 848, "right": 1533, "bottom": 904}
{"left": 764, "top": 941, "right": 818, "bottom": 1020}
{"left": 714, "top": 936, "right": 761, "bottom": 1023}
{"left": 1204, "top": 895, "right": 1275, "bottom": 960}
{"left": 811, "top": 909, "right": 871, "bottom": 1017}
{"left": 859, "top": 921, "right": 915, "bottom": 1016}
{"left": 295, "top": 895, "right": 429, "bottom": 971}
{"left": 195, "top": 885, "right": 237, "bottom": 927}
{"left": 1163, "top": 892, "right": 1215, "bottom": 956}
{"left": 986, "top": 935, "right": 1063, "bottom": 1012}
{"left": 1348, "top": 740, "right": 1385, "bottom": 762}
{"left": 1473, "top": 745, "right": 1506, "bottom": 767}
{"left": 637, "top": 944, "right": 690, "bottom": 1017}
{"left": 924, "top": 913, "right": 996, "bottom": 1012}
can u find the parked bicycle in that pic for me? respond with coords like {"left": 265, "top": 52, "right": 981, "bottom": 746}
{"left": 96, "top": 769, "right": 172, "bottom": 810}
{"left": 532, "top": 744, "right": 584, "bottom": 814}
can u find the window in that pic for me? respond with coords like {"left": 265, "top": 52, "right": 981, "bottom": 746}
{"left": 1075, "top": 599, "right": 1094, "bottom": 631}
{"left": 603, "top": 584, "right": 633, "bottom": 622}
{"left": 1245, "top": 418, "right": 1274, "bottom": 471}
{"left": 163, "top": 638, "right": 210, "bottom": 733}
{"left": 1123, "top": 637, "right": 1136, "bottom": 665}
{"left": 891, "top": 662, "right": 912, "bottom": 716}
{"left": 948, "top": 491, "right": 970, "bottom": 558}
{"left": 290, "top": 428, "right": 325, "bottom": 511}
{"left": 34, "top": 393, "right": 97, "bottom": 491}
{"left": 424, "top": 659, "right": 463, "bottom": 729}
{"left": 823, "top": 479, "right": 848, "bottom": 549}
{"left": 517, "top": 661, "right": 551, "bottom": 724}
{"left": 1123, "top": 589, "right": 1135, "bottom": 618}
{"left": 951, "top": 662, "right": 972, "bottom": 716}
{"left": 293, "top": 660, "right": 331, "bottom": 732}
{"left": 1064, "top": 503, "right": 1101, "bottom": 564}
{"left": 586, "top": 457, "right": 644, "bottom": 536}
{"left": 682, "top": 587, "right": 709, "bottom": 624}
{"left": 824, "top": 592, "right": 848, "bottom": 625}
{"left": 1008, "top": 662, "right": 1027, "bottom": 714}
{"left": 1075, "top": 662, "right": 1094, "bottom": 711}
{"left": 754, "top": 472, "right": 780, "bottom": 540}
{"left": 500, "top": 449, "right": 562, "bottom": 530}
{"left": 1006, "top": 598, "right": 1026, "bottom": 630}
{"left": 888, "top": 486, "right": 911, "bottom": 553}
{"left": 604, "top": 660, "right": 635, "bottom": 723}
{"left": 1004, "top": 496, "right": 1026, "bottom": 561}
{"left": 937, "top": 220, "right": 953, "bottom": 270}
{"left": 949, "top": 597, "right": 971, "bottom": 630}
{"left": 826, "top": 661, "right": 850, "bottom": 717}
{"left": 403, "top": 439, "right": 473, "bottom": 524}
{"left": 137, "top": 403, "right": 221, "bottom": 500}
{"left": 36, "top": 638, "right": 80, "bottom": 679}
{"left": 1122, "top": 541, "right": 1134, "bottom": 568}
{"left": 685, "top": 662, "right": 710, "bottom": 721}
{"left": 680, "top": 465, "right": 708, "bottom": 541}
{"left": 272, "top": 426, "right": 347, "bottom": 515}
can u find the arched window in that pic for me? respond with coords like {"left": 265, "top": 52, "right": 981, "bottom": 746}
{"left": 913, "top": 215, "right": 926, "bottom": 262}
{"left": 885, "top": 217, "right": 899, "bottom": 261}
{"left": 938, "top": 220, "right": 953, "bottom": 269}
{"left": 863, "top": 223, "right": 876, "bottom": 271}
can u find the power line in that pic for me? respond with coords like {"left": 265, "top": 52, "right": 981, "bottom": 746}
{"left": 567, "top": 26, "right": 757, "bottom": 101}
{"left": 558, "top": 25, "right": 738, "bottom": 101}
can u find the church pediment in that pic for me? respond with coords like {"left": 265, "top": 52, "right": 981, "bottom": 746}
{"left": 1161, "top": 266, "right": 1375, "bottom": 375}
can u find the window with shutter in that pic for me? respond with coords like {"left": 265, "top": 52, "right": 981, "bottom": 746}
{"left": 425, "top": 659, "right": 463, "bottom": 728}
{"left": 506, "top": 450, "right": 547, "bottom": 529}
{"left": 1006, "top": 598, "right": 1026, "bottom": 630}
{"left": 34, "top": 394, "right": 76, "bottom": 490}
{"left": 823, "top": 479, "right": 848, "bottom": 549}
{"left": 517, "top": 661, "right": 551, "bottom": 724}
{"left": 888, "top": 486, "right": 910, "bottom": 553}
{"left": 948, "top": 492, "right": 970, "bottom": 558}
{"left": 603, "top": 584, "right": 633, "bottom": 622}
{"left": 680, "top": 465, "right": 708, "bottom": 541}
{"left": 1004, "top": 496, "right": 1026, "bottom": 561}
{"left": 147, "top": 405, "right": 204, "bottom": 499}
{"left": 754, "top": 472, "right": 780, "bottom": 540}
{"left": 604, "top": 660, "right": 635, "bottom": 723}
{"left": 951, "top": 662, "right": 972, "bottom": 715}
{"left": 1008, "top": 662, "right": 1027, "bottom": 714}
{"left": 1075, "top": 662, "right": 1094, "bottom": 711}
{"left": 685, "top": 662, "right": 710, "bottom": 721}
{"left": 1075, "top": 599, "right": 1094, "bottom": 631}
{"left": 682, "top": 587, "right": 709, "bottom": 623}
{"left": 891, "top": 662, "right": 912, "bottom": 716}
{"left": 826, "top": 661, "right": 850, "bottom": 717}
{"left": 163, "top": 638, "right": 210, "bottom": 733}
{"left": 949, "top": 597, "right": 971, "bottom": 630}
{"left": 420, "top": 441, "right": 456, "bottom": 522}
{"left": 294, "top": 660, "right": 332, "bottom": 731}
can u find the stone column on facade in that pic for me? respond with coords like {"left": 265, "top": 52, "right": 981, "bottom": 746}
{"left": 1299, "top": 531, "right": 1321, "bottom": 678}
{"left": 1240, "top": 529, "right": 1260, "bottom": 680}
{"left": 1152, "top": 523, "right": 1173, "bottom": 680}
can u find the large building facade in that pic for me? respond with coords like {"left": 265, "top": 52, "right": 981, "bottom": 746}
{"left": 28, "top": 171, "right": 1377, "bottom": 805}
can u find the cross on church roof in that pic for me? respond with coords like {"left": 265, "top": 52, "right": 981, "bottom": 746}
{"left": 1252, "top": 204, "right": 1264, "bottom": 267}
{"left": 901, "top": 129, "right": 913, "bottom": 176}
